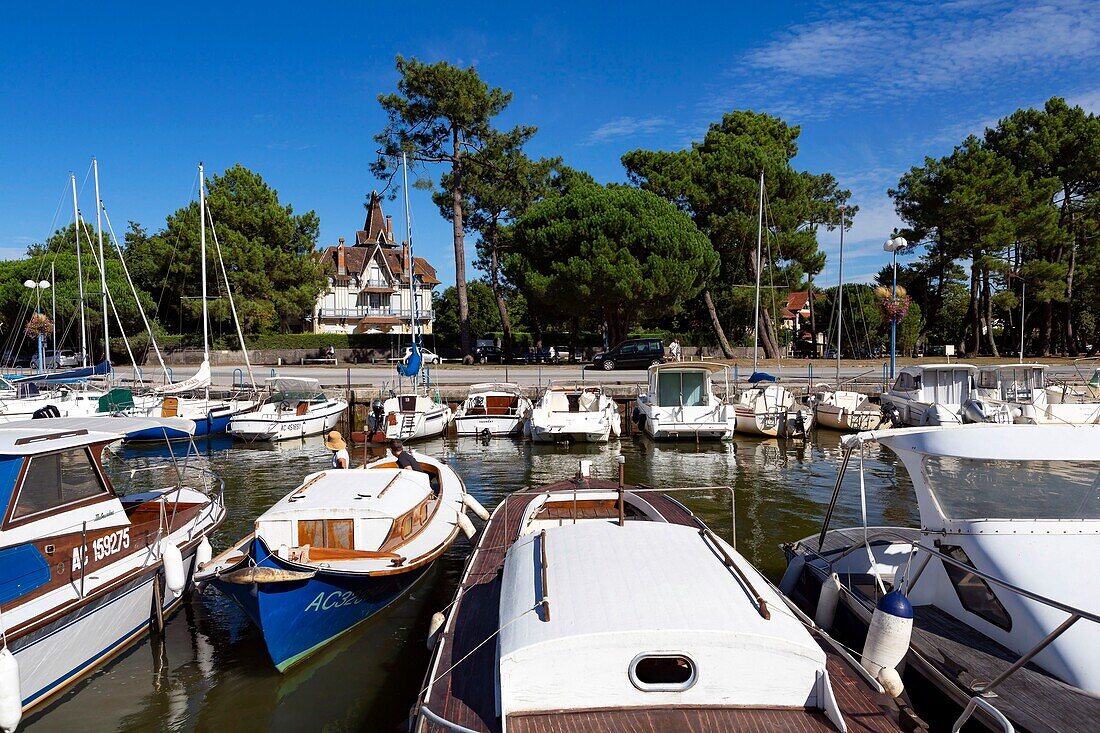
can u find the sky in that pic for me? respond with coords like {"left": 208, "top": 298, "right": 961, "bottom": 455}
{"left": 3, "top": 0, "right": 1099, "bottom": 292}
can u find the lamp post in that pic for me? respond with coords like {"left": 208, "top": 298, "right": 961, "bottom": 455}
{"left": 24, "top": 279, "right": 51, "bottom": 371}
{"left": 882, "top": 235, "right": 908, "bottom": 378}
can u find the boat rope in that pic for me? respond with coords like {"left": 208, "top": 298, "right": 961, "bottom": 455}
{"left": 420, "top": 605, "right": 535, "bottom": 701}
{"left": 79, "top": 217, "right": 140, "bottom": 374}
{"left": 204, "top": 206, "right": 257, "bottom": 391}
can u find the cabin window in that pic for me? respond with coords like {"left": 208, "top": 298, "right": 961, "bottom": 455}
{"left": 297, "top": 518, "right": 355, "bottom": 550}
{"left": 399, "top": 514, "right": 414, "bottom": 538}
{"left": 940, "top": 544, "right": 1012, "bottom": 631}
{"left": 629, "top": 654, "right": 696, "bottom": 692}
{"left": 921, "top": 456, "right": 1100, "bottom": 520}
{"left": 11, "top": 448, "right": 109, "bottom": 521}
{"left": 657, "top": 371, "right": 706, "bottom": 407}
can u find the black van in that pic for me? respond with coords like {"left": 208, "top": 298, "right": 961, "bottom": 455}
{"left": 591, "top": 338, "right": 665, "bottom": 371}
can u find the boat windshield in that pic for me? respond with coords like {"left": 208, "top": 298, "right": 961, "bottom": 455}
{"left": 921, "top": 456, "right": 1100, "bottom": 520}
{"left": 656, "top": 371, "right": 706, "bottom": 407}
{"left": 269, "top": 390, "right": 325, "bottom": 403}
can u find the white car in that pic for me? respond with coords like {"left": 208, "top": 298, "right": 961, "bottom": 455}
{"left": 401, "top": 346, "right": 441, "bottom": 365}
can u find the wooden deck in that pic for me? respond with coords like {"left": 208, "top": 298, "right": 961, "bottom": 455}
{"left": 418, "top": 479, "right": 913, "bottom": 733}
{"left": 910, "top": 606, "right": 1100, "bottom": 733}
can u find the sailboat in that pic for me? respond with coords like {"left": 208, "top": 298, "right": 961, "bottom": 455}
{"left": 733, "top": 171, "right": 813, "bottom": 438}
{"left": 131, "top": 163, "right": 258, "bottom": 440}
{"left": 813, "top": 207, "right": 885, "bottom": 431}
{"left": 366, "top": 154, "right": 452, "bottom": 443}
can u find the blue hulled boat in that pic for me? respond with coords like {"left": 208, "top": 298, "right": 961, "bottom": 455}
{"left": 197, "top": 451, "right": 481, "bottom": 671}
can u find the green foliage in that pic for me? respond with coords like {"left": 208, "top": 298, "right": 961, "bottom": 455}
{"left": 126, "top": 165, "right": 325, "bottom": 336}
{"left": 434, "top": 281, "right": 508, "bottom": 344}
{"left": 506, "top": 183, "right": 718, "bottom": 345}
{"left": 897, "top": 301, "right": 923, "bottom": 357}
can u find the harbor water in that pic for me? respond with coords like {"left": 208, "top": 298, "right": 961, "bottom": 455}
{"left": 22, "top": 429, "right": 916, "bottom": 732}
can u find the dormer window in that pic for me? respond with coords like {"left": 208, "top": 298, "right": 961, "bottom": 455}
{"left": 10, "top": 448, "right": 110, "bottom": 522}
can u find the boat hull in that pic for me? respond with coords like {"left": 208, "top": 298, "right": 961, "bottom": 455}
{"left": 382, "top": 406, "right": 452, "bottom": 443}
{"left": 453, "top": 414, "right": 524, "bottom": 436}
{"left": 230, "top": 401, "right": 347, "bottom": 442}
{"left": 814, "top": 403, "right": 885, "bottom": 432}
{"left": 733, "top": 406, "right": 813, "bottom": 437}
{"left": 210, "top": 538, "right": 431, "bottom": 671}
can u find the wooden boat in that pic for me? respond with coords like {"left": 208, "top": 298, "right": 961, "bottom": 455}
{"left": 0, "top": 417, "right": 225, "bottom": 729}
{"left": 879, "top": 364, "right": 975, "bottom": 427}
{"left": 198, "top": 450, "right": 482, "bottom": 671}
{"left": 453, "top": 383, "right": 531, "bottom": 437}
{"left": 633, "top": 363, "right": 735, "bottom": 440}
{"left": 229, "top": 377, "right": 348, "bottom": 442}
{"left": 527, "top": 383, "right": 620, "bottom": 443}
{"left": 783, "top": 424, "right": 1100, "bottom": 732}
{"left": 814, "top": 389, "right": 885, "bottom": 431}
{"left": 733, "top": 379, "right": 814, "bottom": 437}
{"left": 415, "top": 463, "right": 924, "bottom": 733}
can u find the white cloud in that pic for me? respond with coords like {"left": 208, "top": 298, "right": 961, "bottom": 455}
{"left": 583, "top": 116, "right": 670, "bottom": 145}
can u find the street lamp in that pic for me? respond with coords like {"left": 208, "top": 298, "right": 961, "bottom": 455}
{"left": 883, "top": 234, "right": 908, "bottom": 378}
{"left": 24, "top": 279, "right": 51, "bottom": 371}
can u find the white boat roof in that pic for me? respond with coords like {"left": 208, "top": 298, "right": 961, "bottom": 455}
{"left": 900, "top": 363, "right": 977, "bottom": 374}
{"left": 648, "top": 361, "right": 729, "bottom": 374}
{"left": 546, "top": 382, "right": 603, "bottom": 392}
{"left": 976, "top": 363, "right": 1048, "bottom": 373}
{"left": 467, "top": 382, "right": 523, "bottom": 395}
{"left": 266, "top": 376, "right": 322, "bottom": 392}
{"left": 259, "top": 467, "right": 432, "bottom": 521}
{"left": 851, "top": 423, "right": 1100, "bottom": 461}
{"left": 0, "top": 416, "right": 196, "bottom": 455}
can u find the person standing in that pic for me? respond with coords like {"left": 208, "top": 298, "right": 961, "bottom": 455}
{"left": 669, "top": 339, "right": 682, "bottom": 362}
{"left": 325, "top": 430, "right": 350, "bottom": 469}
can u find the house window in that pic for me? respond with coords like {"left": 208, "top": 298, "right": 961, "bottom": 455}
{"left": 11, "top": 449, "right": 109, "bottom": 520}
{"left": 629, "top": 654, "right": 696, "bottom": 691}
{"left": 940, "top": 544, "right": 1012, "bottom": 631}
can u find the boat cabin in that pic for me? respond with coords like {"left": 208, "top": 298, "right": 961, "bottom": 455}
{"left": 462, "top": 383, "right": 524, "bottom": 416}
{"left": 644, "top": 362, "right": 727, "bottom": 408}
{"left": 540, "top": 385, "right": 605, "bottom": 413}
{"left": 974, "top": 364, "right": 1046, "bottom": 402}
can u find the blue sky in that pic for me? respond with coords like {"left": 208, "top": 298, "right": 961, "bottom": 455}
{"left": 3, "top": 0, "right": 1099, "bottom": 291}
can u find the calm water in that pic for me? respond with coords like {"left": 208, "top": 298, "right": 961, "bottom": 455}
{"left": 23, "top": 429, "right": 916, "bottom": 732}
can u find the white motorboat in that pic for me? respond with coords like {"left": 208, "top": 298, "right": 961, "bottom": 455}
{"left": 527, "top": 383, "right": 621, "bottom": 443}
{"left": 633, "top": 362, "right": 735, "bottom": 440}
{"left": 452, "top": 383, "right": 531, "bottom": 437}
{"left": 0, "top": 417, "right": 225, "bottom": 729}
{"left": 783, "top": 424, "right": 1100, "bottom": 732}
{"left": 814, "top": 388, "right": 885, "bottom": 431}
{"left": 368, "top": 392, "right": 452, "bottom": 443}
{"left": 879, "top": 363, "right": 976, "bottom": 426}
{"left": 199, "top": 450, "right": 481, "bottom": 671}
{"left": 733, "top": 379, "right": 813, "bottom": 437}
{"left": 229, "top": 377, "right": 348, "bottom": 442}
{"left": 416, "top": 463, "right": 917, "bottom": 733}
{"left": 965, "top": 364, "right": 1100, "bottom": 425}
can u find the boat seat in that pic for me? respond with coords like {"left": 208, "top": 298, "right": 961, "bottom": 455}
{"left": 296, "top": 401, "right": 310, "bottom": 416}
{"left": 161, "top": 396, "right": 179, "bottom": 418}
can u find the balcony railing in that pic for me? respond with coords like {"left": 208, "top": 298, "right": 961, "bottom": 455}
{"left": 361, "top": 278, "right": 395, "bottom": 289}
{"left": 318, "top": 307, "right": 434, "bottom": 321}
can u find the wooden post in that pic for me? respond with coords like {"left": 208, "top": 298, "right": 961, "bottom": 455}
{"left": 617, "top": 455, "right": 626, "bottom": 526}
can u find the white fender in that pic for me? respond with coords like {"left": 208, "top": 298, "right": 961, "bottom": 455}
{"left": 456, "top": 513, "right": 477, "bottom": 540}
{"left": 609, "top": 407, "right": 622, "bottom": 436}
{"left": 861, "top": 590, "right": 913, "bottom": 678}
{"left": 814, "top": 572, "right": 841, "bottom": 629}
{"left": 462, "top": 494, "right": 490, "bottom": 521}
{"left": 0, "top": 647, "right": 21, "bottom": 733}
{"left": 778, "top": 554, "right": 806, "bottom": 595}
{"left": 195, "top": 536, "right": 213, "bottom": 569}
{"left": 426, "top": 611, "right": 446, "bottom": 650}
{"left": 877, "top": 666, "right": 905, "bottom": 698}
{"left": 160, "top": 539, "right": 186, "bottom": 594}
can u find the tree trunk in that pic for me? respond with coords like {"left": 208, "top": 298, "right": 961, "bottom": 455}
{"left": 1065, "top": 236, "right": 1078, "bottom": 357}
{"left": 983, "top": 268, "right": 999, "bottom": 358}
{"left": 965, "top": 264, "right": 980, "bottom": 356}
{"left": 759, "top": 306, "right": 781, "bottom": 360}
{"left": 807, "top": 276, "right": 817, "bottom": 358}
{"left": 451, "top": 126, "right": 471, "bottom": 357}
{"left": 486, "top": 231, "right": 513, "bottom": 357}
{"left": 1039, "top": 301, "right": 1052, "bottom": 357}
{"left": 702, "top": 289, "right": 734, "bottom": 358}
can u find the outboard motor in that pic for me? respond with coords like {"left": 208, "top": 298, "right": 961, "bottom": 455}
{"left": 961, "top": 398, "right": 991, "bottom": 424}
{"left": 32, "top": 405, "right": 61, "bottom": 419}
{"left": 367, "top": 398, "right": 385, "bottom": 435}
{"left": 880, "top": 402, "right": 903, "bottom": 428}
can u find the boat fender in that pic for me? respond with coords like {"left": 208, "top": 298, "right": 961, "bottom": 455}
{"left": 814, "top": 572, "right": 842, "bottom": 629}
{"left": 195, "top": 536, "right": 213, "bottom": 569}
{"left": 778, "top": 554, "right": 806, "bottom": 595}
{"left": 610, "top": 410, "right": 622, "bottom": 437}
{"left": 0, "top": 648, "right": 20, "bottom": 733}
{"left": 877, "top": 666, "right": 905, "bottom": 698}
{"left": 160, "top": 539, "right": 186, "bottom": 595}
{"left": 861, "top": 590, "right": 913, "bottom": 678}
{"left": 456, "top": 513, "right": 477, "bottom": 540}
{"left": 462, "top": 494, "right": 490, "bottom": 521}
{"left": 426, "top": 611, "right": 446, "bottom": 650}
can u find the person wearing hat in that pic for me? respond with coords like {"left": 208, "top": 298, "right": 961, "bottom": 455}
{"left": 325, "top": 430, "right": 350, "bottom": 469}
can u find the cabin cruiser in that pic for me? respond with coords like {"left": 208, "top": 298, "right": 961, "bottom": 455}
{"left": 633, "top": 363, "right": 735, "bottom": 440}
{"left": 813, "top": 388, "right": 885, "bottom": 432}
{"left": 365, "top": 391, "right": 452, "bottom": 443}
{"left": 198, "top": 451, "right": 483, "bottom": 671}
{"left": 732, "top": 375, "right": 813, "bottom": 437}
{"left": 527, "top": 383, "right": 621, "bottom": 443}
{"left": 416, "top": 462, "right": 921, "bottom": 733}
{"left": 452, "top": 383, "right": 531, "bottom": 437}
{"left": 879, "top": 364, "right": 976, "bottom": 426}
{"left": 966, "top": 364, "right": 1100, "bottom": 425}
{"left": 783, "top": 424, "right": 1100, "bottom": 732}
{"left": 228, "top": 377, "right": 348, "bottom": 442}
{"left": 0, "top": 417, "right": 225, "bottom": 729}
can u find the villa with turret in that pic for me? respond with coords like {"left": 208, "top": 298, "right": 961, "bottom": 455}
{"left": 313, "top": 192, "right": 439, "bottom": 335}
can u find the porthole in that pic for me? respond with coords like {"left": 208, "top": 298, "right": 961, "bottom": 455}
{"left": 629, "top": 653, "right": 696, "bottom": 692}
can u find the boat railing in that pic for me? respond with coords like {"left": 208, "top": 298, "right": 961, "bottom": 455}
{"left": 417, "top": 705, "right": 480, "bottom": 733}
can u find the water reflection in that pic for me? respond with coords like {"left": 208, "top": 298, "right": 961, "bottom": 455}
{"left": 24, "top": 427, "right": 917, "bottom": 732}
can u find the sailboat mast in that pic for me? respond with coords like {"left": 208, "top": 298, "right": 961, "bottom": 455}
{"left": 70, "top": 173, "right": 88, "bottom": 367}
{"left": 836, "top": 206, "right": 845, "bottom": 384}
{"left": 752, "top": 170, "right": 764, "bottom": 374}
{"left": 50, "top": 262, "right": 56, "bottom": 356}
{"left": 402, "top": 152, "right": 417, "bottom": 340}
{"left": 93, "top": 158, "right": 109, "bottom": 364}
{"left": 199, "top": 163, "right": 210, "bottom": 374}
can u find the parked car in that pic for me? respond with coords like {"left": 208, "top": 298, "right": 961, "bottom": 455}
{"left": 550, "top": 346, "right": 572, "bottom": 363}
{"left": 522, "top": 348, "right": 553, "bottom": 364}
{"left": 31, "top": 349, "right": 80, "bottom": 370}
{"left": 400, "top": 346, "right": 441, "bottom": 366}
{"left": 3, "top": 351, "right": 33, "bottom": 368}
{"left": 475, "top": 344, "right": 507, "bottom": 364}
{"left": 590, "top": 338, "right": 666, "bottom": 371}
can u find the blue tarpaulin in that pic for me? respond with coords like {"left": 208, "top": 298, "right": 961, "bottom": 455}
{"left": 748, "top": 371, "right": 778, "bottom": 383}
